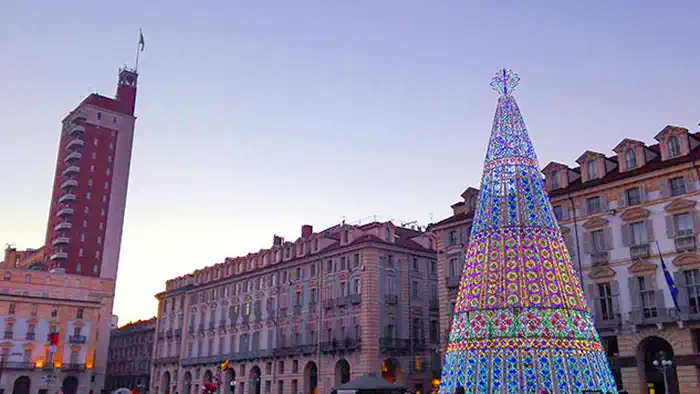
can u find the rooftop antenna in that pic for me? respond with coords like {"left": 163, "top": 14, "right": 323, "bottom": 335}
{"left": 341, "top": 216, "right": 346, "bottom": 225}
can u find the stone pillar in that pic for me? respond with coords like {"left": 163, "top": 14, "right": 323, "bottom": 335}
{"left": 359, "top": 248, "right": 382, "bottom": 375}
{"left": 677, "top": 365, "right": 700, "bottom": 394}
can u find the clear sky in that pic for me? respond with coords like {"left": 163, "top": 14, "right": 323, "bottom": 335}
{"left": 1, "top": 1, "right": 699, "bottom": 325}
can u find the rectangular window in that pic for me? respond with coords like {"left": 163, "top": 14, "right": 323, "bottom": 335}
{"left": 597, "top": 283, "right": 615, "bottom": 321}
{"left": 625, "top": 187, "right": 641, "bottom": 206}
{"left": 353, "top": 278, "right": 361, "bottom": 294}
{"left": 685, "top": 269, "right": 700, "bottom": 314}
{"left": 670, "top": 177, "right": 687, "bottom": 196}
{"left": 387, "top": 255, "right": 394, "bottom": 269}
{"left": 412, "top": 281, "right": 419, "bottom": 299}
{"left": 353, "top": 253, "right": 360, "bottom": 268}
{"left": 638, "top": 276, "right": 657, "bottom": 318}
{"left": 675, "top": 213, "right": 693, "bottom": 236}
{"left": 8, "top": 303, "right": 15, "bottom": 314}
{"left": 412, "top": 257, "right": 419, "bottom": 271}
{"left": 310, "top": 264, "right": 316, "bottom": 277}
{"left": 591, "top": 230, "right": 606, "bottom": 252}
{"left": 77, "top": 308, "right": 84, "bottom": 319}
{"left": 448, "top": 231, "right": 457, "bottom": 246}
{"left": 587, "top": 197, "right": 601, "bottom": 214}
{"left": 553, "top": 205, "right": 563, "bottom": 221}
{"left": 449, "top": 258, "right": 461, "bottom": 277}
{"left": 630, "top": 221, "right": 648, "bottom": 245}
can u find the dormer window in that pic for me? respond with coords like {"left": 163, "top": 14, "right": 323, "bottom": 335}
{"left": 625, "top": 150, "right": 637, "bottom": 169}
{"left": 669, "top": 136, "right": 681, "bottom": 157}
{"left": 551, "top": 170, "right": 560, "bottom": 190}
{"left": 587, "top": 160, "right": 598, "bottom": 180}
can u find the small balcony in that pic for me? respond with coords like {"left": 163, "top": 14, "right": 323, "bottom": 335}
{"left": 379, "top": 337, "right": 409, "bottom": 350}
{"left": 56, "top": 208, "right": 74, "bottom": 217}
{"left": 66, "top": 139, "right": 84, "bottom": 150}
{"left": 70, "top": 114, "right": 87, "bottom": 126}
{"left": 50, "top": 252, "right": 68, "bottom": 260}
{"left": 594, "top": 313, "right": 622, "bottom": 331}
{"left": 54, "top": 222, "right": 72, "bottom": 231}
{"left": 4, "top": 331, "right": 12, "bottom": 339}
{"left": 630, "top": 244, "right": 650, "bottom": 260}
{"left": 58, "top": 194, "right": 77, "bottom": 204}
{"left": 52, "top": 237, "right": 70, "bottom": 246}
{"left": 68, "top": 335, "right": 86, "bottom": 344}
{"left": 61, "top": 363, "right": 86, "bottom": 372}
{"left": 675, "top": 235, "right": 697, "bottom": 253}
{"left": 446, "top": 276, "right": 461, "bottom": 289}
{"left": 26, "top": 332, "right": 36, "bottom": 340}
{"left": 62, "top": 166, "right": 80, "bottom": 176}
{"left": 629, "top": 306, "right": 679, "bottom": 327}
{"left": 3, "top": 362, "right": 35, "bottom": 370}
{"left": 590, "top": 251, "right": 609, "bottom": 266}
{"left": 348, "top": 294, "right": 361, "bottom": 305}
{"left": 384, "top": 294, "right": 398, "bottom": 305}
{"left": 60, "top": 179, "right": 78, "bottom": 190}
{"left": 64, "top": 152, "right": 82, "bottom": 163}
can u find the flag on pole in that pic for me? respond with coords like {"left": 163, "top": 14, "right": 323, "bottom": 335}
{"left": 657, "top": 241, "right": 680, "bottom": 311}
{"left": 139, "top": 29, "right": 145, "bottom": 51}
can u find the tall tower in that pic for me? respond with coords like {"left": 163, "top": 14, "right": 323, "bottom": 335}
{"left": 439, "top": 70, "right": 617, "bottom": 393}
{"left": 44, "top": 67, "right": 138, "bottom": 279}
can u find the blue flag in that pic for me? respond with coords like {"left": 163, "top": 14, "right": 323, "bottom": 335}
{"left": 657, "top": 242, "right": 680, "bottom": 312}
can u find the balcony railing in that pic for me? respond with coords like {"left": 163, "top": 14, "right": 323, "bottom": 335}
{"left": 62, "top": 166, "right": 80, "bottom": 176}
{"left": 54, "top": 222, "right": 72, "bottom": 231}
{"left": 590, "top": 251, "right": 609, "bottom": 266}
{"left": 384, "top": 294, "right": 398, "bottom": 305}
{"left": 68, "top": 335, "right": 86, "bottom": 344}
{"left": 26, "top": 332, "right": 36, "bottom": 340}
{"left": 629, "top": 307, "right": 678, "bottom": 327}
{"left": 594, "top": 313, "right": 622, "bottom": 330}
{"left": 60, "top": 179, "right": 78, "bottom": 189}
{"left": 64, "top": 152, "right": 82, "bottom": 162}
{"left": 52, "top": 237, "right": 70, "bottom": 246}
{"left": 66, "top": 139, "right": 84, "bottom": 150}
{"left": 379, "top": 337, "right": 409, "bottom": 350}
{"left": 58, "top": 194, "right": 77, "bottom": 204}
{"left": 348, "top": 294, "right": 361, "bottom": 305}
{"left": 630, "top": 244, "right": 650, "bottom": 260}
{"left": 1, "top": 361, "right": 35, "bottom": 370}
{"left": 50, "top": 252, "right": 68, "bottom": 260}
{"left": 675, "top": 235, "right": 697, "bottom": 253}
{"left": 56, "top": 208, "right": 75, "bottom": 217}
{"left": 446, "top": 276, "right": 460, "bottom": 289}
{"left": 62, "top": 363, "right": 86, "bottom": 372}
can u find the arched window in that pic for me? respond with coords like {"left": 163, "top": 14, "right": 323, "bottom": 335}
{"left": 669, "top": 136, "right": 681, "bottom": 157}
{"left": 551, "top": 170, "right": 560, "bottom": 189}
{"left": 625, "top": 149, "right": 637, "bottom": 169}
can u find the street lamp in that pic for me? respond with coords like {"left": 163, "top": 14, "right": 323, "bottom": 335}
{"left": 652, "top": 351, "right": 674, "bottom": 394}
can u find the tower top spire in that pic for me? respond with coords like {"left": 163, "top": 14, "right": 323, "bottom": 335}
{"left": 489, "top": 68, "right": 520, "bottom": 96}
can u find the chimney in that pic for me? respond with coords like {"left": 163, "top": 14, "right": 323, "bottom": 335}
{"left": 301, "top": 225, "right": 313, "bottom": 238}
{"left": 273, "top": 235, "right": 283, "bottom": 247}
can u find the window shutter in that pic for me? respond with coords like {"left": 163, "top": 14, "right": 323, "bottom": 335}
{"left": 601, "top": 196, "right": 609, "bottom": 211}
{"left": 583, "top": 232, "right": 592, "bottom": 254}
{"left": 674, "top": 271, "right": 689, "bottom": 313}
{"left": 604, "top": 227, "right": 614, "bottom": 250}
{"left": 646, "top": 219, "right": 655, "bottom": 242}
{"left": 618, "top": 191, "right": 627, "bottom": 209}
{"left": 567, "top": 234, "right": 576, "bottom": 256}
{"left": 639, "top": 186, "right": 647, "bottom": 203}
{"left": 655, "top": 289, "right": 667, "bottom": 311}
{"left": 628, "top": 277, "right": 642, "bottom": 311}
{"left": 660, "top": 180, "right": 670, "bottom": 198}
{"left": 687, "top": 179, "right": 697, "bottom": 193}
{"left": 693, "top": 210, "right": 700, "bottom": 234}
{"left": 579, "top": 202, "right": 587, "bottom": 217}
{"left": 562, "top": 205, "right": 570, "bottom": 221}
{"left": 665, "top": 216, "right": 677, "bottom": 238}
{"left": 610, "top": 281, "right": 621, "bottom": 315}
{"left": 621, "top": 224, "right": 631, "bottom": 247}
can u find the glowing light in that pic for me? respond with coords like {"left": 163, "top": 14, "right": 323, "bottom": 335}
{"left": 35, "top": 360, "right": 44, "bottom": 368}
{"left": 438, "top": 70, "right": 618, "bottom": 394}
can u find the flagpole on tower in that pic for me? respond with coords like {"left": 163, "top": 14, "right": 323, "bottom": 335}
{"left": 135, "top": 29, "right": 145, "bottom": 72}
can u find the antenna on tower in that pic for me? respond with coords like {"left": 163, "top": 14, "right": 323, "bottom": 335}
{"left": 4, "top": 243, "right": 15, "bottom": 250}
{"left": 429, "top": 212, "right": 434, "bottom": 223}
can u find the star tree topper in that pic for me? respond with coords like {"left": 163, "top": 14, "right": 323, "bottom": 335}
{"left": 490, "top": 68, "right": 521, "bottom": 96}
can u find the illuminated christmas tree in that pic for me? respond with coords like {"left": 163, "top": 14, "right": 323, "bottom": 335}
{"left": 439, "top": 70, "right": 618, "bottom": 394}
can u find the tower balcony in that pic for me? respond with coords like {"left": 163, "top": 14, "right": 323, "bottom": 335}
{"left": 60, "top": 179, "right": 78, "bottom": 190}
{"left": 56, "top": 207, "right": 75, "bottom": 217}
{"left": 58, "top": 194, "right": 76, "bottom": 204}
{"left": 52, "top": 237, "right": 70, "bottom": 246}
{"left": 70, "top": 113, "right": 87, "bottom": 125}
{"left": 62, "top": 166, "right": 80, "bottom": 176}
{"left": 50, "top": 252, "right": 68, "bottom": 260}
{"left": 68, "top": 125, "right": 85, "bottom": 137}
{"left": 66, "top": 138, "right": 84, "bottom": 150}
{"left": 54, "top": 222, "right": 72, "bottom": 231}
{"left": 64, "top": 152, "right": 82, "bottom": 163}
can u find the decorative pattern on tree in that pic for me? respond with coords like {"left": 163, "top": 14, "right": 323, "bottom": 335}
{"left": 439, "top": 69, "right": 618, "bottom": 394}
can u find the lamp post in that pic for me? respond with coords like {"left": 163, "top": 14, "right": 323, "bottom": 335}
{"left": 652, "top": 351, "right": 674, "bottom": 394}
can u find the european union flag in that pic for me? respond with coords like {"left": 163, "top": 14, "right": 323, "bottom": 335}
{"left": 657, "top": 241, "right": 680, "bottom": 312}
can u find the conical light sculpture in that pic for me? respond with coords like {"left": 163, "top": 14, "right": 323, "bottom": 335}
{"left": 439, "top": 70, "right": 618, "bottom": 394}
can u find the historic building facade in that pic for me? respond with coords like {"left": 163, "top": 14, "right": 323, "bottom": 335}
{"left": 152, "top": 222, "right": 439, "bottom": 394}
{"left": 430, "top": 188, "right": 478, "bottom": 354}
{"left": 0, "top": 267, "right": 115, "bottom": 394}
{"left": 544, "top": 125, "right": 700, "bottom": 394}
{"left": 105, "top": 317, "right": 156, "bottom": 392}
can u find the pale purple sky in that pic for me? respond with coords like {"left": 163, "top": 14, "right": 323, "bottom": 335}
{"left": 1, "top": 2, "right": 699, "bottom": 324}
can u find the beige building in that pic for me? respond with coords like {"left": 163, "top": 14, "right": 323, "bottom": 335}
{"left": 152, "top": 221, "right": 439, "bottom": 394}
{"left": 543, "top": 125, "right": 700, "bottom": 394}
{"left": 429, "top": 188, "right": 478, "bottom": 354}
{"left": 0, "top": 267, "right": 115, "bottom": 394}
